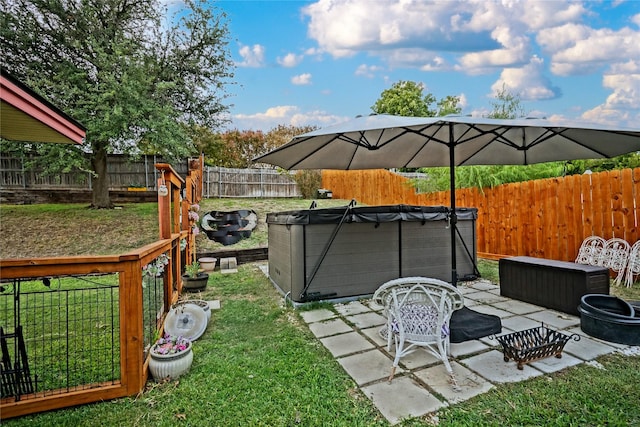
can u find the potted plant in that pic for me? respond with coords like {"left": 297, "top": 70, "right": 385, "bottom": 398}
{"left": 182, "top": 261, "right": 209, "bottom": 291}
{"left": 148, "top": 333, "right": 193, "bottom": 381}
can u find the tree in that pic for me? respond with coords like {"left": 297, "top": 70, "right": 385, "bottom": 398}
{"left": 0, "top": 0, "right": 233, "bottom": 208}
{"left": 264, "top": 124, "right": 317, "bottom": 154}
{"left": 217, "top": 130, "right": 267, "bottom": 168}
{"left": 371, "top": 80, "right": 461, "bottom": 117}
{"left": 488, "top": 84, "right": 525, "bottom": 119}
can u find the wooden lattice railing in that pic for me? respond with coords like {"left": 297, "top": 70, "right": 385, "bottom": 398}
{"left": 0, "top": 157, "right": 203, "bottom": 419}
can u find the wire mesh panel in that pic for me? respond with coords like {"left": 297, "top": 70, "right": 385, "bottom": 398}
{"left": 0, "top": 274, "right": 120, "bottom": 400}
{"left": 141, "top": 254, "right": 168, "bottom": 353}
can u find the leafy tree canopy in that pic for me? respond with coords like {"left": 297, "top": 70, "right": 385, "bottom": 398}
{"left": 1, "top": 0, "right": 233, "bottom": 207}
{"left": 194, "top": 124, "right": 316, "bottom": 168}
{"left": 488, "top": 84, "right": 526, "bottom": 119}
{"left": 371, "top": 80, "right": 461, "bottom": 117}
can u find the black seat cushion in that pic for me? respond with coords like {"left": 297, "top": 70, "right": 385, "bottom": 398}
{"left": 449, "top": 306, "right": 502, "bottom": 343}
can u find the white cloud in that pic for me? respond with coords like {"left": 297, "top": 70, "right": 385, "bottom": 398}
{"left": 302, "top": 0, "right": 586, "bottom": 74}
{"left": 610, "top": 60, "right": 640, "bottom": 74}
{"left": 579, "top": 69, "right": 640, "bottom": 127}
{"left": 419, "top": 56, "right": 447, "bottom": 71}
{"left": 277, "top": 53, "right": 303, "bottom": 67}
{"left": 491, "top": 56, "right": 561, "bottom": 101}
{"left": 602, "top": 72, "right": 640, "bottom": 109}
{"left": 456, "top": 26, "right": 531, "bottom": 74}
{"left": 538, "top": 25, "right": 640, "bottom": 76}
{"left": 354, "top": 64, "right": 383, "bottom": 78}
{"left": 302, "top": 0, "right": 486, "bottom": 59}
{"left": 580, "top": 104, "right": 638, "bottom": 127}
{"left": 231, "top": 105, "right": 348, "bottom": 131}
{"left": 291, "top": 73, "right": 312, "bottom": 85}
{"left": 456, "top": 93, "right": 469, "bottom": 110}
{"left": 237, "top": 44, "right": 265, "bottom": 68}
{"left": 383, "top": 49, "right": 450, "bottom": 71}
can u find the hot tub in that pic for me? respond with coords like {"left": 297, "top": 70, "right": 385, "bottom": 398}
{"left": 266, "top": 204, "right": 478, "bottom": 303}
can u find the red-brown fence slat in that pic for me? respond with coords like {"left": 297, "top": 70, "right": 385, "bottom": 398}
{"left": 580, "top": 173, "right": 594, "bottom": 239}
{"left": 568, "top": 174, "right": 583, "bottom": 260}
{"left": 591, "top": 171, "right": 607, "bottom": 238}
{"left": 610, "top": 169, "right": 625, "bottom": 239}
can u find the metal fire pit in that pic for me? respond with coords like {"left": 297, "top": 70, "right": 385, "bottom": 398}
{"left": 495, "top": 323, "right": 580, "bottom": 370}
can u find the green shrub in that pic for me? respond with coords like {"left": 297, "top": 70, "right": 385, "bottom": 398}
{"left": 292, "top": 170, "right": 322, "bottom": 198}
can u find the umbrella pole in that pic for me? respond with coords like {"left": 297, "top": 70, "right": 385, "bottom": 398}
{"left": 449, "top": 126, "right": 458, "bottom": 287}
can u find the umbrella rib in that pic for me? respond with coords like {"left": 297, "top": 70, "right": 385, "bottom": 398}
{"left": 457, "top": 125, "right": 531, "bottom": 165}
{"left": 526, "top": 127, "right": 611, "bottom": 158}
{"left": 402, "top": 124, "right": 450, "bottom": 167}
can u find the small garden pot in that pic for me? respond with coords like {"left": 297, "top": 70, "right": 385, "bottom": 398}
{"left": 198, "top": 257, "right": 217, "bottom": 272}
{"left": 182, "top": 272, "right": 209, "bottom": 292}
{"left": 148, "top": 339, "right": 193, "bottom": 381}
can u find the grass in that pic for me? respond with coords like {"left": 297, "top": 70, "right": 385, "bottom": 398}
{"left": 1, "top": 275, "right": 122, "bottom": 392}
{"left": 0, "top": 203, "right": 159, "bottom": 258}
{"left": 5, "top": 265, "right": 387, "bottom": 427}
{"left": 0, "top": 198, "right": 350, "bottom": 258}
{"left": 1, "top": 199, "right": 639, "bottom": 426}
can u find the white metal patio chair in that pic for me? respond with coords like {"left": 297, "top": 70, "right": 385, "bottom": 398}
{"left": 373, "top": 278, "right": 464, "bottom": 388}
{"left": 624, "top": 240, "right": 640, "bottom": 288}
{"left": 575, "top": 236, "right": 606, "bottom": 266}
{"left": 601, "top": 238, "right": 631, "bottom": 286}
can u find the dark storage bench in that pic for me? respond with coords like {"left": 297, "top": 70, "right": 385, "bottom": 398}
{"left": 499, "top": 256, "right": 610, "bottom": 315}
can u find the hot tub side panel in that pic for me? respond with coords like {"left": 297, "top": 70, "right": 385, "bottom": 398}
{"left": 400, "top": 220, "right": 477, "bottom": 281}
{"left": 298, "top": 222, "right": 401, "bottom": 301}
{"left": 267, "top": 223, "right": 304, "bottom": 297}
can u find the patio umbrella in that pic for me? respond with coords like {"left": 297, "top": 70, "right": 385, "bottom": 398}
{"left": 254, "top": 114, "right": 640, "bottom": 286}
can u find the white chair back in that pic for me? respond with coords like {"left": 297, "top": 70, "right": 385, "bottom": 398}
{"left": 575, "top": 236, "right": 606, "bottom": 266}
{"left": 624, "top": 241, "right": 640, "bottom": 288}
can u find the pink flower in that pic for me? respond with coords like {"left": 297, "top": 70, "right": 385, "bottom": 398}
{"left": 153, "top": 334, "right": 191, "bottom": 355}
{"left": 188, "top": 211, "right": 199, "bottom": 222}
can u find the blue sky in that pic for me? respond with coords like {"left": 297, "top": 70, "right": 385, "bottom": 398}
{"left": 211, "top": 0, "right": 640, "bottom": 131}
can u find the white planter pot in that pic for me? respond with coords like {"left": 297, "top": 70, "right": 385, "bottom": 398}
{"left": 149, "top": 344, "right": 193, "bottom": 381}
{"left": 198, "top": 257, "right": 217, "bottom": 272}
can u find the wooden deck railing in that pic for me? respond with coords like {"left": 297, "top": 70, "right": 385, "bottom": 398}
{"left": 323, "top": 168, "right": 640, "bottom": 261}
{"left": 0, "top": 159, "right": 203, "bottom": 419}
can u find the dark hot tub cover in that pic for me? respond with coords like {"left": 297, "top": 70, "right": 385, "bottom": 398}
{"left": 267, "top": 204, "right": 477, "bottom": 225}
{"left": 266, "top": 204, "right": 479, "bottom": 304}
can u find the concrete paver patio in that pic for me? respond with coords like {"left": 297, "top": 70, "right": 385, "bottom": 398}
{"left": 298, "top": 279, "right": 637, "bottom": 425}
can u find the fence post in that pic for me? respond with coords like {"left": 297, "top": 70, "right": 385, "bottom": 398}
{"left": 260, "top": 168, "right": 264, "bottom": 198}
{"left": 21, "top": 154, "right": 26, "bottom": 188}
{"left": 119, "top": 259, "right": 145, "bottom": 394}
{"left": 144, "top": 155, "right": 149, "bottom": 189}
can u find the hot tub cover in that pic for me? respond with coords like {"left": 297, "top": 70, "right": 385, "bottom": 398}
{"left": 266, "top": 204, "right": 477, "bottom": 225}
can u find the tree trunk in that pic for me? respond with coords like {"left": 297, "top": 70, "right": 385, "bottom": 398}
{"left": 91, "top": 145, "right": 113, "bottom": 209}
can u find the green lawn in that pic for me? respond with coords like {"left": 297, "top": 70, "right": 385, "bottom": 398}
{"left": 1, "top": 200, "right": 639, "bottom": 426}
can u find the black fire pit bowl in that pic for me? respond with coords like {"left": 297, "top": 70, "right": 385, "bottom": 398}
{"left": 578, "top": 294, "right": 640, "bottom": 345}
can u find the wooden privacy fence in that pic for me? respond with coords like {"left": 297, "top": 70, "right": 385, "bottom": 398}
{"left": 204, "top": 167, "right": 300, "bottom": 198}
{"left": 0, "top": 154, "right": 185, "bottom": 190}
{"left": 322, "top": 168, "right": 640, "bottom": 262}
{"left": 1, "top": 154, "right": 299, "bottom": 198}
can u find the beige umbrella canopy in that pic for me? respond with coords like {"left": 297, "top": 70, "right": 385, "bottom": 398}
{"left": 255, "top": 114, "right": 640, "bottom": 285}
